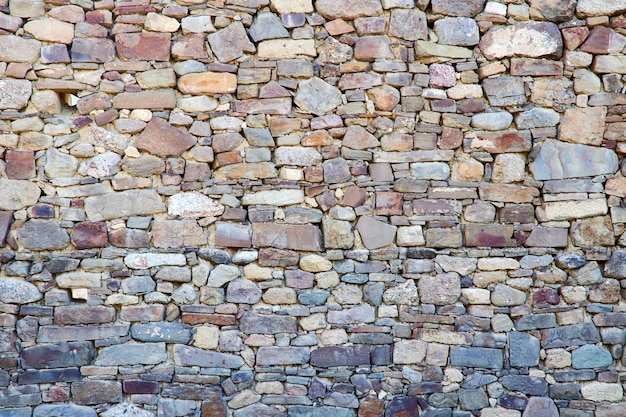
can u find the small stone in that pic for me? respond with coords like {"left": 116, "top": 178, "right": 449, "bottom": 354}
{"left": 178, "top": 72, "right": 237, "bottom": 94}
{"left": 389, "top": 9, "right": 427, "bottom": 41}
{"left": 0, "top": 79, "right": 32, "bottom": 110}
{"left": 134, "top": 118, "right": 196, "bottom": 157}
{"left": 491, "top": 284, "right": 526, "bottom": 307}
{"left": 72, "top": 381, "right": 122, "bottom": 405}
{"left": 356, "top": 216, "right": 397, "bottom": 250}
{"left": 429, "top": 64, "right": 456, "bottom": 88}
{"left": 515, "top": 108, "right": 560, "bottom": 129}
{"left": 354, "top": 36, "right": 393, "bottom": 61}
{"left": 226, "top": 279, "right": 262, "bottom": 304}
{"left": 316, "top": 0, "right": 383, "bottom": 19}
{"left": 419, "top": 273, "right": 460, "bottom": 305}
{"left": 431, "top": 0, "right": 485, "bottom": 17}
{"left": 71, "top": 222, "right": 108, "bottom": 249}
{"left": 471, "top": 112, "right": 513, "bottom": 131}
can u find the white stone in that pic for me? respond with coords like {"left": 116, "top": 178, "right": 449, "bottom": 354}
{"left": 124, "top": 253, "right": 187, "bottom": 269}
{"left": 0, "top": 179, "right": 41, "bottom": 210}
{"left": 581, "top": 382, "right": 623, "bottom": 402}
{"left": 536, "top": 199, "right": 608, "bottom": 222}
{"left": 461, "top": 288, "right": 491, "bottom": 304}
{"left": 78, "top": 152, "right": 121, "bottom": 178}
{"left": 394, "top": 339, "right": 427, "bottom": 364}
{"left": 241, "top": 189, "right": 305, "bottom": 206}
{"left": 168, "top": 192, "right": 224, "bottom": 218}
{"left": 145, "top": 12, "right": 180, "bottom": 32}
{"left": 270, "top": 0, "right": 313, "bottom": 13}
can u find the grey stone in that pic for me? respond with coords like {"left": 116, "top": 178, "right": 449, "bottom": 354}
{"left": 257, "top": 347, "right": 310, "bottom": 366}
{"left": 131, "top": 323, "right": 191, "bottom": 343}
{"left": 471, "top": 112, "right": 513, "bottom": 131}
{"left": 122, "top": 276, "right": 156, "bottom": 295}
{"left": 315, "top": 0, "right": 382, "bottom": 19}
{"left": 480, "top": 22, "right": 563, "bottom": 60}
{"left": 541, "top": 323, "right": 601, "bottom": 348}
{"left": 240, "top": 313, "right": 297, "bottom": 334}
{"left": 71, "top": 380, "right": 122, "bottom": 405}
{"left": 389, "top": 9, "right": 427, "bottom": 41}
{"left": 22, "top": 342, "right": 94, "bottom": 369}
{"left": 0, "top": 278, "right": 42, "bottom": 304}
{"left": 101, "top": 404, "right": 155, "bottom": 417}
{"left": 288, "top": 406, "right": 355, "bottom": 417}
{"left": 85, "top": 190, "right": 166, "bottom": 221}
{"left": 450, "top": 347, "right": 503, "bottom": 369}
{"left": 482, "top": 76, "right": 526, "bottom": 107}
{"left": 207, "top": 264, "right": 241, "bottom": 287}
{"left": 45, "top": 148, "right": 78, "bottom": 178}
{"left": 323, "top": 158, "right": 351, "bottom": 184}
{"left": 515, "top": 108, "right": 560, "bottom": 129}
{"left": 295, "top": 77, "right": 342, "bottom": 116}
{"left": 208, "top": 21, "right": 255, "bottom": 63}
{"left": 522, "top": 397, "right": 559, "bottom": 417}
{"left": 171, "top": 283, "right": 197, "bottom": 305}
{"left": 95, "top": 343, "right": 167, "bottom": 366}
{"left": 530, "top": 139, "right": 618, "bottom": 180}
{"left": 434, "top": 17, "right": 479, "bottom": 46}
{"left": 604, "top": 250, "right": 626, "bottom": 277}
{"left": 0, "top": 79, "right": 32, "bottom": 110}
{"left": 516, "top": 314, "right": 557, "bottom": 331}
{"left": 226, "top": 279, "right": 262, "bottom": 304}
{"left": 173, "top": 344, "right": 244, "bottom": 368}
{"left": 501, "top": 376, "right": 548, "bottom": 396}
{"left": 571, "top": 344, "right": 613, "bottom": 369}
{"left": 33, "top": 405, "right": 96, "bottom": 417}
{"left": 17, "top": 220, "right": 69, "bottom": 251}
{"left": 234, "top": 403, "right": 286, "bottom": 417}
{"left": 356, "top": 216, "right": 397, "bottom": 250}
{"left": 0, "top": 409, "right": 32, "bottom": 417}
{"left": 491, "top": 284, "right": 526, "bottom": 307}
{"left": 0, "top": 179, "right": 41, "bottom": 210}
{"left": 249, "top": 12, "right": 289, "bottom": 42}
{"left": 458, "top": 388, "right": 489, "bottom": 411}
{"left": 431, "top": 0, "right": 485, "bottom": 17}
{"left": 298, "top": 290, "right": 330, "bottom": 305}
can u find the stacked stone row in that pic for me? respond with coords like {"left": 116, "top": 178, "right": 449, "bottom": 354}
{"left": 0, "top": 0, "right": 626, "bottom": 416}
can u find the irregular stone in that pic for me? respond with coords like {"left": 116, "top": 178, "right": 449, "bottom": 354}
{"left": 434, "top": 17, "right": 479, "bottom": 46}
{"left": 71, "top": 38, "right": 116, "bottom": 63}
{"left": 530, "top": 140, "right": 618, "bottom": 180}
{"left": 17, "top": 220, "right": 69, "bottom": 251}
{"left": 431, "top": 0, "right": 485, "bottom": 17}
{"left": 515, "top": 108, "right": 560, "bottom": 129}
{"left": 480, "top": 22, "right": 562, "bottom": 60}
{"left": 226, "top": 279, "right": 262, "bottom": 304}
{"left": 134, "top": 118, "right": 196, "bottom": 157}
{"left": 131, "top": 323, "right": 191, "bottom": 343}
{"left": 0, "top": 79, "right": 32, "bottom": 110}
{"left": 294, "top": 77, "right": 342, "bottom": 116}
{"left": 571, "top": 344, "right": 613, "bottom": 369}
{"left": 168, "top": 192, "right": 224, "bottom": 218}
{"left": 418, "top": 273, "right": 460, "bottom": 305}
{"left": 394, "top": 339, "right": 427, "bottom": 364}
{"left": 78, "top": 152, "right": 121, "bottom": 178}
{"left": 389, "top": 9, "right": 427, "bottom": 41}
{"left": 482, "top": 76, "right": 526, "bottom": 107}
{"left": 85, "top": 189, "right": 165, "bottom": 222}
{"left": 208, "top": 21, "right": 255, "bottom": 62}
{"left": 581, "top": 27, "right": 626, "bottom": 54}
{"left": 542, "top": 323, "right": 601, "bottom": 348}
{"left": 509, "top": 332, "right": 540, "bottom": 367}
{"left": 501, "top": 376, "right": 548, "bottom": 396}
{"left": 354, "top": 36, "right": 393, "bottom": 61}
{"left": 316, "top": 0, "right": 382, "bottom": 19}
{"left": 471, "top": 113, "right": 513, "bottom": 131}
{"left": 22, "top": 342, "right": 93, "bottom": 369}
{"left": 558, "top": 107, "right": 606, "bottom": 146}
{"left": 24, "top": 18, "right": 74, "bottom": 44}
{"left": 116, "top": 33, "right": 171, "bottom": 61}
{"left": 577, "top": 0, "right": 626, "bottom": 17}
{"left": 249, "top": 12, "right": 289, "bottom": 42}
{"left": 356, "top": 216, "right": 396, "bottom": 250}
{"left": 0, "top": 35, "right": 40, "bottom": 63}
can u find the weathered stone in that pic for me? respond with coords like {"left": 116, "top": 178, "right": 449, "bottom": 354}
{"left": 240, "top": 313, "right": 297, "bottom": 334}
{"left": 480, "top": 22, "right": 563, "bottom": 60}
{"left": 482, "top": 77, "right": 526, "bottom": 107}
{"left": 72, "top": 381, "right": 122, "bottom": 405}
{"left": 389, "top": 9, "right": 427, "bottom": 41}
{"left": 542, "top": 323, "right": 601, "bottom": 348}
{"left": 208, "top": 21, "right": 255, "bottom": 63}
{"left": 450, "top": 346, "right": 503, "bottom": 369}
{"left": 0, "top": 278, "right": 41, "bottom": 304}
{"left": 530, "top": 140, "right": 618, "bottom": 180}
{"left": 252, "top": 223, "right": 322, "bottom": 252}
{"left": 431, "top": 0, "right": 485, "bottom": 16}
{"left": 316, "top": 0, "right": 382, "bottom": 19}
{"left": 178, "top": 72, "right": 237, "bottom": 94}
{"left": 131, "top": 323, "right": 191, "bottom": 343}
{"left": 0, "top": 79, "right": 32, "bottom": 110}
{"left": 22, "top": 342, "right": 93, "bottom": 369}
{"left": 112, "top": 90, "right": 177, "bottom": 110}
{"left": 577, "top": 0, "right": 626, "bottom": 17}
{"left": 134, "top": 118, "right": 196, "bottom": 157}
{"left": 17, "top": 220, "right": 69, "bottom": 251}
{"left": 95, "top": 343, "right": 167, "bottom": 366}
{"left": 173, "top": 344, "right": 244, "bottom": 368}
{"left": 356, "top": 216, "right": 396, "bottom": 250}
{"left": 581, "top": 382, "right": 623, "bottom": 402}
{"left": 226, "top": 279, "right": 262, "bottom": 304}
{"left": 515, "top": 108, "right": 560, "bottom": 129}
{"left": 559, "top": 107, "right": 606, "bottom": 146}
{"left": 571, "top": 344, "right": 613, "bottom": 369}
{"left": 168, "top": 192, "right": 224, "bottom": 218}
{"left": 85, "top": 190, "right": 165, "bottom": 222}
{"left": 257, "top": 347, "right": 310, "bottom": 366}
{"left": 116, "top": 33, "right": 170, "bottom": 61}
{"left": 434, "top": 17, "right": 479, "bottom": 46}
{"left": 295, "top": 78, "right": 342, "bottom": 116}
{"left": 509, "top": 332, "right": 540, "bottom": 367}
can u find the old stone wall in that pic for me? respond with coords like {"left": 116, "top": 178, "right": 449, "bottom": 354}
{"left": 0, "top": 0, "right": 626, "bottom": 415}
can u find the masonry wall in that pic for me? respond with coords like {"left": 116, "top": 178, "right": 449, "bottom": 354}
{"left": 0, "top": 0, "right": 626, "bottom": 416}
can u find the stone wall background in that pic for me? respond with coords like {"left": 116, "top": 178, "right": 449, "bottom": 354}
{"left": 0, "top": 0, "right": 626, "bottom": 415}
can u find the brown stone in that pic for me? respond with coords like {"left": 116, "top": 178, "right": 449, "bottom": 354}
{"left": 465, "top": 224, "right": 517, "bottom": 247}
{"left": 510, "top": 58, "right": 563, "bottom": 76}
{"left": 580, "top": 27, "right": 626, "bottom": 54}
{"left": 358, "top": 396, "right": 385, "bottom": 417}
{"left": 570, "top": 216, "right": 614, "bottom": 247}
{"left": 316, "top": 0, "right": 383, "bottom": 20}
{"left": 588, "top": 279, "right": 620, "bottom": 304}
{"left": 558, "top": 107, "right": 606, "bottom": 146}
{"left": 215, "top": 223, "right": 251, "bottom": 248}
{"left": 467, "top": 131, "right": 532, "bottom": 153}
{"left": 208, "top": 21, "right": 255, "bottom": 63}
{"left": 77, "top": 92, "right": 112, "bottom": 115}
{"left": 172, "top": 33, "right": 208, "bottom": 60}
{"left": 302, "top": 130, "right": 333, "bottom": 147}
{"left": 0, "top": 212, "right": 12, "bottom": 247}
{"left": 71, "top": 222, "right": 108, "bottom": 249}
{"left": 375, "top": 192, "right": 403, "bottom": 216}
{"left": 500, "top": 205, "right": 535, "bottom": 223}
{"left": 178, "top": 72, "right": 237, "bottom": 94}
{"left": 120, "top": 305, "right": 165, "bottom": 322}
{"left": 356, "top": 216, "right": 397, "bottom": 250}
{"left": 116, "top": 33, "right": 171, "bottom": 61}
{"left": 113, "top": 90, "right": 177, "bottom": 110}
{"left": 55, "top": 306, "right": 116, "bottom": 325}
{"left": 5, "top": 150, "right": 35, "bottom": 179}
{"left": 562, "top": 26, "right": 589, "bottom": 50}
{"left": 71, "top": 38, "right": 115, "bottom": 63}
{"left": 354, "top": 36, "right": 393, "bottom": 62}
{"left": 134, "top": 117, "right": 196, "bottom": 157}
{"left": 0, "top": 35, "right": 41, "bottom": 63}
{"left": 109, "top": 229, "right": 150, "bottom": 248}
{"left": 343, "top": 126, "right": 380, "bottom": 150}
{"left": 439, "top": 127, "right": 463, "bottom": 150}
{"left": 252, "top": 224, "right": 323, "bottom": 252}
{"left": 525, "top": 227, "right": 568, "bottom": 247}
{"left": 201, "top": 401, "right": 227, "bottom": 417}
{"left": 342, "top": 186, "right": 368, "bottom": 207}
{"left": 152, "top": 219, "right": 207, "bottom": 248}
{"left": 338, "top": 72, "right": 383, "bottom": 90}
{"left": 479, "top": 184, "right": 539, "bottom": 203}
{"left": 232, "top": 98, "right": 292, "bottom": 115}
{"left": 258, "top": 248, "right": 299, "bottom": 267}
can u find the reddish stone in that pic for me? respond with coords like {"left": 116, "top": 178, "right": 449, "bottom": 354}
{"left": 253, "top": 223, "right": 322, "bottom": 252}
{"left": 116, "top": 33, "right": 171, "bottom": 61}
{"left": 439, "top": 127, "right": 463, "bottom": 150}
{"left": 201, "top": 401, "right": 226, "bottom": 417}
{"left": 562, "top": 26, "right": 589, "bottom": 50}
{"left": 6, "top": 62, "right": 31, "bottom": 78}
{"left": 525, "top": 227, "right": 568, "bottom": 248}
{"left": 369, "top": 163, "right": 394, "bottom": 182}
{"left": 358, "top": 396, "right": 385, "bottom": 417}
{"left": 456, "top": 98, "right": 485, "bottom": 114}
{"left": 0, "top": 212, "right": 13, "bottom": 247}
{"left": 386, "top": 397, "right": 420, "bottom": 417}
{"left": 414, "top": 200, "right": 462, "bottom": 216}
{"left": 172, "top": 33, "right": 207, "bottom": 60}
{"left": 316, "top": 190, "right": 338, "bottom": 211}
{"left": 467, "top": 131, "right": 532, "bottom": 153}
{"left": 109, "top": 229, "right": 150, "bottom": 248}
{"left": 338, "top": 72, "right": 383, "bottom": 90}
{"left": 285, "top": 270, "right": 315, "bottom": 289}
{"left": 232, "top": 98, "right": 292, "bottom": 115}
{"left": 589, "top": 279, "right": 620, "bottom": 304}
{"left": 5, "top": 150, "right": 35, "bottom": 179}
{"left": 135, "top": 117, "right": 196, "bottom": 157}
{"left": 479, "top": 184, "right": 539, "bottom": 203}
{"left": 499, "top": 204, "right": 535, "bottom": 223}
{"left": 120, "top": 305, "right": 165, "bottom": 322}
{"left": 270, "top": 117, "right": 301, "bottom": 136}
{"left": 465, "top": 224, "right": 517, "bottom": 247}
{"left": 123, "top": 380, "right": 159, "bottom": 394}
{"left": 55, "top": 306, "right": 116, "bottom": 325}
{"left": 510, "top": 58, "right": 563, "bottom": 76}
{"left": 95, "top": 109, "right": 119, "bottom": 126}
{"left": 302, "top": 130, "right": 333, "bottom": 147}
{"left": 354, "top": 36, "right": 393, "bottom": 62}
{"left": 375, "top": 192, "right": 403, "bottom": 216}
{"left": 77, "top": 92, "right": 112, "bottom": 115}
{"left": 580, "top": 27, "right": 623, "bottom": 54}
{"left": 215, "top": 223, "right": 251, "bottom": 248}
{"left": 182, "top": 313, "right": 236, "bottom": 326}
{"left": 258, "top": 248, "right": 299, "bottom": 267}
{"left": 71, "top": 38, "right": 116, "bottom": 63}
{"left": 304, "top": 167, "right": 324, "bottom": 183}
{"left": 113, "top": 90, "right": 177, "bottom": 110}
{"left": 214, "top": 151, "right": 243, "bottom": 168}
{"left": 72, "top": 222, "right": 108, "bottom": 249}
{"left": 533, "top": 288, "right": 560, "bottom": 306}
{"left": 342, "top": 186, "right": 368, "bottom": 207}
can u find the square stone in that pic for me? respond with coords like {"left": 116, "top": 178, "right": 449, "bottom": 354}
{"left": 5, "top": 150, "right": 35, "bottom": 179}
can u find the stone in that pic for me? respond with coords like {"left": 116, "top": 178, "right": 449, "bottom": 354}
{"left": 515, "top": 108, "right": 560, "bottom": 129}
{"left": 0, "top": 79, "right": 32, "bottom": 110}
{"left": 571, "top": 216, "right": 614, "bottom": 247}
{"left": 17, "top": 220, "right": 69, "bottom": 251}
{"left": 295, "top": 78, "right": 342, "bottom": 116}
{"left": 88, "top": 127, "right": 129, "bottom": 154}
{"left": 356, "top": 216, "right": 397, "bottom": 250}
{"left": 208, "top": 22, "right": 255, "bottom": 63}
{"left": 71, "top": 222, "right": 108, "bottom": 249}
{"left": 434, "top": 17, "right": 480, "bottom": 46}
{"left": 580, "top": 382, "right": 623, "bottom": 402}
{"left": 389, "top": 9, "right": 427, "bottom": 41}
{"left": 72, "top": 381, "right": 122, "bottom": 405}
{"left": 394, "top": 339, "right": 427, "bottom": 364}
{"left": 383, "top": 280, "right": 419, "bottom": 305}
{"left": 249, "top": 12, "right": 289, "bottom": 42}
{"left": 257, "top": 347, "right": 310, "bottom": 366}
{"left": 33, "top": 405, "right": 97, "bottom": 417}
{"left": 541, "top": 323, "right": 601, "bottom": 349}
{"left": 577, "top": 0, "right": 626, "bottom": 17}
{"left": 581, "top": 27, "right": 626, "bottom": 54}
{"left": 0, "top": 35, "right": 41, "bottom": 63}
{"left": 168, "top": 192, "right": 224, "bottom": 218}
{"left": 323, "top": 158, "right": 351, "bottom": 184}
{"left": 95, "top": 343, "right": 167, "bottom": 366}
{"left": 482, "top": 77, "right": 526, "bottom": 107}
{"left": 431, "top": 0, "right": 485, "bottom": 16}
{"left": 22, "top": 342, "right": 93, "bottom": 369}
{"left": 178, "top": 72, "right": 237, "bottom": 94}
{"left": 429, "top": 64, "right": 456, "bottom": 88}
{"left": 571, "top": 344, "right": 613, "bottom": 369}
{"left": 173, "top": 344, "right": 244, "bottom": 368}
{"left": 131, "top": 323, "right": 191, "bottom": 343}
{"left": 316, "top": 0, "right": 383, "bottom": 19}
{"left": 24, "top": 18, "right": 74, "bottom": 44}
{"left": 450, "top": 347, "right": 503, "bottom": 369}
{"left": 471, "top": 113, "right": 513, "bottom": 131}
{"left": 85, "top": 190, "right": 165, "bottom": 222}
{"left": 134, "top": 118, "right": 196, "bottom": 157}
{"left": 226, "top": 279, "right": 262, "bottom": 304}
{"left": 530, "top": 140, "right": 618, "bottom": 180}
{"left": 509, "top": 332, "right": 540, "bottom": 367}
{"left": 480, "top": 22, "right": 562, "bottom": 60}
{"left": 112, "top": 90, "right": 177, "bottom": 110}
{"left": 0, "top": 278, "right": 41, "bottom": 304}
{"left": 418, "top": 273, "right": 460, "bottom": 305}
{"left": 116, "top": 33, "right": 171, "bottom": 61}
{"left": 354, "top": 36, "right": 393, "bottom": 61}
{"left": 101, "top": 404, "right": 154, "bottom": 417}
{"left": 558, "top": 107, "right": 606, "bottom": 145}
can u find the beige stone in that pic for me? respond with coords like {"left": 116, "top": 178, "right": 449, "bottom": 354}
{"left": 24, "top": 18, "right": 74, "bottom": 43}
{"left": 394, "top": 340, "right": 427, "bottom": 364}
{"left": 270, "top": 0, "right": 313, "bottom": 13}
{"left": 178, "top": 72, "right": 237, "bottom": 94}
{"left": 258, "top": 40, "right": 316, "bottom": 59}
{"left": 299, "top": 254, "right": 332, "bottom": 272}
{"left": 545, "top": 348, "right": 571, "bottom": 369}
{"left": 193, "top": 326, "right": 219, "bottom": 350}
{"left": 581, "top": 382, "right": 623, "bottom": 402}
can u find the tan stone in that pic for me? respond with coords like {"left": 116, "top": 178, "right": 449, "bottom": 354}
{"left": 558, "top": 106, "right": 606, "bottom": 146}
{"left": 258, "top": 40, "right": 316, "bottom": 59}
{"left": 23, "top": 18, "right": 74, "bottom": 44}
{"left": 178, "top": 72, "right": 237, "bottom": 94}
{"left": 270, "top": 0, "right": 313, "bottom": 13}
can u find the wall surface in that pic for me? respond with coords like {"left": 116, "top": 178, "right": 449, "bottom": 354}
{"left": 0, "top": 0, "right": 626, "bottom": 416}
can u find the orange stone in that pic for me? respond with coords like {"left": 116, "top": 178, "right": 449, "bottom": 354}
{"left": 177, "top": 72, "right": 237, "bottom": 94}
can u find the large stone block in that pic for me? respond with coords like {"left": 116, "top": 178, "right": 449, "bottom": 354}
{"left": 72, "top": 381, "right": 122, "bottom": 405}
{"left": 22, "top": 342, "right": 94, "bottom": 369}
{"left": 310, "top": 345, "right": 370, "bottom": 367}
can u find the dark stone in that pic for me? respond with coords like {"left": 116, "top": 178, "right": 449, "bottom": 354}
{"left": 33, "top": 404, "right": 97, "bottom": 417}
{"left": 240, "top": 313, "right": 297, "bottom": 334}
{"left": 289, "top": 406, "right": 355, "bottom": 417}
{"left": 161, "top": 384, "right": 220, "bottom": 400}
{"left": 233, "top": 403, "right": 286, "bottom": 417}
{"left": 123, "top": 380, "right": 159, "bottom": 394}
{"left": 458, "top": 388, "right": 488, "bottom": 410}
{"left": 385, "top": 397, "right": 419, "bottom": 417}
{"left": 71, "top": 380, "right": 122, "bottom": 405}
{"left": 509, "top": 332, "right": 540, "bottom": 367}
{"left": 310, "top": 345, "right": 370, "bottom": 367}
{"left": 450, "top": 347, "right": 503, "bottom": 369}
{"left": 461, "top": 373, "right": 497, "bottom": 389}
{"left": 71, "top": 222, "right": 108, "bottom": 249}
{"left": 408, "top": 382, "right": 442, "bottom": 394}
{"left": 298, "top": 290, "right": 330, "bottom": 305}
{"left": 44, "top": 257, "right": 80, "bottom": 273}
{"left": 21, "top": 342, "right": 94, "bottom": 369}
{"left": 131, "top": 323, "right": 191, "bottom": 343}
{"left": 555, "top": 252, "right": 586, "bottom": 269}
{"left": 498, "top": 393, "right": 528, "bottom": 410}
{"left": 17, "top": 220, "right": 70, "bottom": 251}
{"left": 541, "top": 323, "right": 601, "bottom": 348}
{"left": 0, "top": 212, "right": 12, "bottom": 247}
{"left": 549, "top": 383, "right": 581, "bottom": 400}
{"left": 553, "top": 370, "right": 596, "bottom": 382}
{"left": 370, "top": 345, "right": 392, "bottom": 365}
{"left": 18, "top": 368, "right": 82, "bottom": 384}
{"left": 500, "top": 375, "right": 548, "bottom": 396}
{"left": 516, "top": 314, "right": 557, "bottom": 330}
{"left": 604, "top": 250, "right": 626, "bottom": 277}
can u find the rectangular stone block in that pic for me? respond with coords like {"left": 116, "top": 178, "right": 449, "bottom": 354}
{"left": 252, "top": 223, "right": 323, "bottom": 252}
{"left": 310, "top": 345, "right": 371, "bottom": 367}
{"left": 120, "top": 305, "right": 165, "bottom": 322}
{"left": 115, "top": 33, "right": 171, "bottom": 61}
{"left": 465, "top": 224, "right": 517, "bottom": 247}
{"left": 54, "top": 306, "right": 116, "bottom": 325}
{"left": 479, "top": 184, "right": 539, "bottom": 203}
{"left": 240, "top": 313, "right": 297, "bottom": 334}
{"left": 71, "top": 380, "right": 122, "bottom": 405}
{"left": 541, "top": 323, "right": 601, "bottom": 348}
{"left": 161, "top": 384, "right": 220, "bottom": 401}
{"left": 466, "top": 130, "right": 532, "bottom": 153}
{"left": 21, "top": 342, "right": 94, "bottom": 369}
{"left": 18, "top": 368, "right": 82, "bottom": 384}
{"left": 450, "top": 346, "right": 503, "bottom": 369}
{"left": 112, "top": 90, "right": 177, "bottom": 110}
{"left": 524, "top": 227, "right": 568, "bottom": 247}
{"left": 510, "top": 58, "right": 563, "bottom": 76}
{"left": 37, "top": 324, "right": 129, "bottom": 342}
{"left": 0, "top": 385, "right": 41, "bottom": 407}
{"left": 257, "top": 347, "right": 310, "bottom": 366}
{"left": 215, "top": 223, "right": 251, "bottom": 248}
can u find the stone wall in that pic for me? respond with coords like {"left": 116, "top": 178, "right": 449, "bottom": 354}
{"left": 1, "top": 0, "right": 626, "bottom": 415}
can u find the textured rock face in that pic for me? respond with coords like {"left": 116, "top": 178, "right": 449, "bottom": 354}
{"left": 0, "top": 1, "right": 624, "bottom": 416}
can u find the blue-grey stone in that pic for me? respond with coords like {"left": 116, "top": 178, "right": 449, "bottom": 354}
{"left": 288, "top": 406, "right": 355, "bottom": 417}
{"left": 516, "top": 314, "right": 557, "bottom": 331}
{"left": 553, "top": 370, "right": 596, "bottom": 382}
{"left": 240, "top": 313, "right": 297, "bottom": 334}
{"left": 428, "top": 392, "right": 458, "bottom": 408}
{"left": 131, "top": 323, "right": 191, "bottom": 343}
{"left": 519, "top": 254, "right": 553, "bottom": 269}
{"left": 298, "top": 290, "right": 330, "bottom": 305}
{"left": 0, "top": 409, "right": 32, "bottom": 417}
{"left": 458, "top": 388, "right": 488, "bottom": 411}
{"left": 173, "top": 344, "right": 244, "bottom": 368}
{"left": 257, "top": 347, "right": 310, "bottom": 366}
{"left": 341, "top": 274, "right": 368, "bottom": 284}
{"left": 500, "top": 375, "right": 548, "bottom": 396}
{"left": 461, "top": 373, "right": 497, "bottom": 389}
{"left": 122, "top": 275, "right": 156, "bottom": 295}
{"left": 509, "top": 332, "right": 540, "bottom": 367}
{"left": 549, "top": 383, "right": 581, "bottom": 400}
{"left": 95, "top": 342, "right": 167, "bottom": 366}
{"left": 541, "top": 323, "right": 601, "bottom": 348}
{"left": 234, "top": 403, "right": 286, "bottom": 417}
{"left": 522, "top": 397, "right": 559, "bottom": 417}
{"left": 423, "top": 409, "right": 452, "bottom": 417}
{"left": 604, "top": 249, "right": 626, "bottom": 278}
{"left": 363, "top": 282, "right": 384, "bottom": 306}
{"left": 498, "top": 393, "right": 528, "bottom": 410}
{"left": 530, "top": 139, "right": 618, "bottom": 180}
{"left": 450, "top": 347, "right": 503, "bottom": 369}
{"left": 33, "top": 404, "right": 96, "bottom": 417}
{"left": 572, "top": 344, "right": 613, "bottom": 369}
{"left": 472, "top": 332, "right": 506, "bottom": 348}
{"left": 600, "top": 328, "right": 625, "bottom": 344}
{"left": 555, "top": 252, "right": 586, "bottom": 269}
